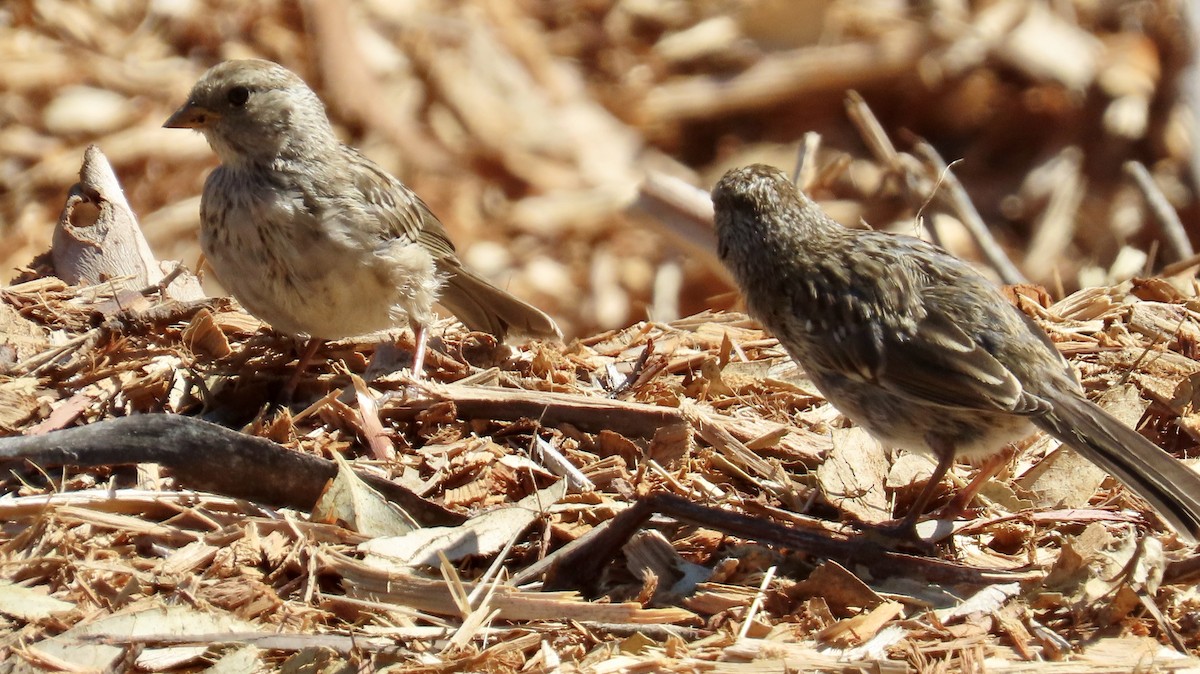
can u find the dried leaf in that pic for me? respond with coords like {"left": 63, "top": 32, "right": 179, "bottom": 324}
{"left": 817, "top": 427, "right": 889, "bottom": 524}
{"left": 313, "top": 453, "right": 418, "bottom": 537}
{"left": 361, "top": 480, "right": 567, "bottom": 569}
{"left": 21, "top": 604, "right": 260, "bottom": 672}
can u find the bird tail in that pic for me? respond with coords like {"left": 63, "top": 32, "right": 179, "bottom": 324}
{"left": 1032, "top": 389, "right": 1200, "bottom": 543}
{"left": 435, "top": 261, "right": 561, "bottom": 342}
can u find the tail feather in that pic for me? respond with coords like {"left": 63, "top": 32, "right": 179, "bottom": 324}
{"left": 1033, "top": 389, "right": 1200, "bottom": 543}
{"left": 435, "top": 261, "right": 561, "bottom": 342}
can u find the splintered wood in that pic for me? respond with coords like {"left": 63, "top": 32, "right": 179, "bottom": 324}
{"left": 5, "top": 1, "right": 1200, "bottom": 339}
{"left": 3, "top": 254, "right": 1200, "bottom": 670}
{"left": 4, "top": 0, "right": 1200, "bottom": 672}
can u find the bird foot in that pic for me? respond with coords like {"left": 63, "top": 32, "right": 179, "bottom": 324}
{"left": 861, "top": 515, "right": 957, "bottom": 553}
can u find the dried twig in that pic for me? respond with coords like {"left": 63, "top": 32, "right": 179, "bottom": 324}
{"left": 0, "top": 414, "right": 463, "bottom": 525}
{"left": 541, "top": 492, "right": 1032, "bottom": 594}
{"left": 642, "top": 28, "right": 928, "bottom": 123}
{"left": 913, "top": 141, "right": 1028, "bottom": 284}
{"left": 398, "top": 382, "right": 687, "bottom": 439}
{"left": 845, "top": 93, "right": 1026, "bottom": 284}
{"left": 1124, "top": 160, "right": 1194, "bottom": 263}
{"left": 630, "top": 169, "right": 731, "bottom": 285}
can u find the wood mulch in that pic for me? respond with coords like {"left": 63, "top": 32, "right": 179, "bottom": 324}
{"left": 3, "top": 1, "right": 1200, "bottom": 671}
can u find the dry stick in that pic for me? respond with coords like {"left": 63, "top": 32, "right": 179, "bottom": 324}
{"left": 1160, "top": 251, "right": 1200, "bottom": 277}
{"left": 630, "top": 170, "right": 732, "bottom": 286}
{"left": 1181, "top": 1, "right": 1200, "bottom": 213}
{"left": 403, "top": 381, "right": 821, "bottom": 467}
{"left": 843, "top": 91, "right": 901, "bottom": 168}
{"left": 1124, "top": 160, "right": 1194, "bottom": 263}
{"left": 88, "top": 632, "right": 405, "bottom": 657}
{"left": 1137, "top": 592, "right": 1189, "bottom": 654}
{"left": 0, "top": 414, "right": 464, "bottom": 526}
{"left": 532, "top": 436, "right": 594, "bottom": 492}
{"left": 607, "top": 338, "right": 656, "bottom": 398}
{"left": 404, "top": 383, "right": 687, "bottom": 439}
{"left": 540, "top": 492, "right": 1031, "bottom": 594}
{"left": 642, "top": 27, "right": 927, "bottom": 123}
{"left": 737, "top": 565, "right": 777, "bottom": 641}
{"left": 793, "top": 132, "right": 822, "bottom": 191}
{"left": 913, "top": 141, "right": 1028, "bottom": 285}
{"left": 1023, "top": 150, "right": 1084, "bottom": 281}
{"left": 843, "top": 92, "right": 1027, "bottom": 285}
{"left": 573, "top": 623, "right": 704, "bottom": 641}
{"left": 812, "top": 153, "right": 854, "bottom": 192}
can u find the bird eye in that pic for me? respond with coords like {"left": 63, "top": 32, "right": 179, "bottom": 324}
{"left": 227, "top": 86, "right": 250, "bottom": 107}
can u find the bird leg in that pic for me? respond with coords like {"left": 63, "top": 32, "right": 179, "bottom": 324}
{"left": 932, "top": 447, "right": 1012, "bottom": 521}
{"left": 892, "top": 443, "right": 958, "bottom": 537}
{"left": 867, "top": 439, "right": 957, "bottom": 544}
{"left": 872, "top": 440, "right": 1013, "bottom": 544}
{"left": 410, "top": 323, "right": 428, "bottom": 378}
{"left": 279, "top": 337, "right": 322, "bottom": 404}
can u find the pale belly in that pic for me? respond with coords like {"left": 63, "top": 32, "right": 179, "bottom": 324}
{"left": 809, "top": 367, "right": 1036, "bottom": 462}
{"left": 200, "top": 201, "right": 433, "bottom": 340}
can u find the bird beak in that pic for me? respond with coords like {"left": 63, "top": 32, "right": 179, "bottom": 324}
{"left": 163, "top": 101, "right": 219, "bottom": 129}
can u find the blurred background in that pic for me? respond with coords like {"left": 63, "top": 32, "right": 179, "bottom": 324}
{"left": 2, "top": 0, "right": 1198, "bottom": 339}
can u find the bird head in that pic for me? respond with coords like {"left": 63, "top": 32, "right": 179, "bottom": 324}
{"left": 164, "top": 59, "right": 337, "bottom": 167}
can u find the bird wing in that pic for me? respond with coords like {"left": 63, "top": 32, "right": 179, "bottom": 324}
{"left": 345, "top": 148, "right": 458, "bottom": 259}
{"left": 874, "top": 300, "right": 1047, "bottom": 415}
{"left": 793, "top": 249, "right": 1046, "bottom": 417}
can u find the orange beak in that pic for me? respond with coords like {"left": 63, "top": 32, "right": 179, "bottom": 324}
{"left": 163, "top": 101, "right": 218, "bottom": 129}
